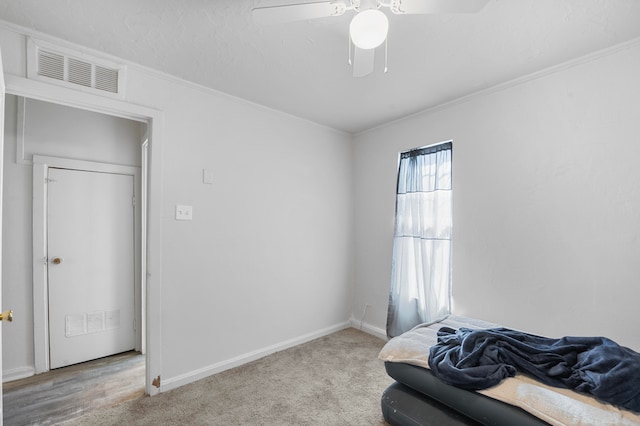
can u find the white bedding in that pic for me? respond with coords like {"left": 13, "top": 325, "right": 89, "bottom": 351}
{"left": 378, "top": 315, "right": 640, "bottom": 426}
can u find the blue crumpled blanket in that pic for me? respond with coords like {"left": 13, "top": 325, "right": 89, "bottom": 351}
{"left": 428, "top": 326, "right": 640, "bottom": 413}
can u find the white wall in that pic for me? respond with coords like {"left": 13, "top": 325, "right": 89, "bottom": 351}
{"left": 1, "top": 24, "right": 354, "bottom": 386}
{"left": 353, "top": 40, "right": 640, "bottom": 351}
{"left": 123, "top": 70, "right": 354, "bottom": 382}
{"left": 20, "top": 97, "right": 143, "bottom": 165}
{"left": 2, "top": 94, "right": 144, "bottom": 378}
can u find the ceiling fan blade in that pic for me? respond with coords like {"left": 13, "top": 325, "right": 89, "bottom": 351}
{"left": 252, "top": 1, "right": 347, "bottom": 25}
{"left": 352, "top": 47, "right": 375, "bottom": 78}
{"left": 390, "top": 0, "right": 489, "bottom": 14}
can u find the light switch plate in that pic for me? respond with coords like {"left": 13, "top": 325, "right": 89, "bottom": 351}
{"left": 175, "top": 204, "right": 193, "bottom": 221}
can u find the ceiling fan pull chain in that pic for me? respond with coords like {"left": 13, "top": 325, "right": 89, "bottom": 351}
{"left": 384, "top": 38, "right": 388, "bottom": 73}
{"left": 348, "top": 36, "right": 353, "bottom": 65}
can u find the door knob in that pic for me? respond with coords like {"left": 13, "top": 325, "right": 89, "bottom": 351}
{"left": 0, "top": 310, "right": 13, "bottom": 322}
{"left": 52, "top": 257, "right": 62, "bottom": 265}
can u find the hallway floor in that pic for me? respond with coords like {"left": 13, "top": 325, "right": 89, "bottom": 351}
{"left": 2, "top": 351, "right": 145, "bottom": 425}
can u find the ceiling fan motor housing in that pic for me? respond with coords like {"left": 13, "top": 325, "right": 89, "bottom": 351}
{"left": 356, "top": 0, "right": 381, "bottom": 11}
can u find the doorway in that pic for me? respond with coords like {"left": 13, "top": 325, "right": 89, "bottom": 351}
{"left": 1, "top": 80, "right": 163, "bottom": 400}
{"left": 9, "top": 98, "right": 144, "bottom": 375}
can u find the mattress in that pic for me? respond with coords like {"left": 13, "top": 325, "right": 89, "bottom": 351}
{"left": 379, "top": 315, "right": 640, "bottom": 426}
{"left": 381, "top": 381, "right": 481, "bottom": 426}
{"left": 385, "top": 362, "right": 547, "bottom": 426}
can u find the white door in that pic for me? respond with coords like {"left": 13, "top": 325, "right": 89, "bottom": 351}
{"left": 1, "top": 47, "right": 7, "bottom": 425}
{"left": 47, "top": 167, "right": 135, "bottom": 369}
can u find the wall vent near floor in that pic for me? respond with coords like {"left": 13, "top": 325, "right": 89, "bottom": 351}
{"left": 27, "top": 38, "right": 126, "bottom": 98}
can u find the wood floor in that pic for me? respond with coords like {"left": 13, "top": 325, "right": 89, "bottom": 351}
{"left": 2, "top": 351, "right": 145, "bottom": 426}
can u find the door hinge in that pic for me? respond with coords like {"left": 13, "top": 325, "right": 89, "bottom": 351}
{"left": 45, "top": 178, "right": 56, "bottom": 184}
{"left": 152, "top": 375, "right": 161, "bottom": 389}
{"left": 132, "top": 195, "right": 136, "bottom": 207}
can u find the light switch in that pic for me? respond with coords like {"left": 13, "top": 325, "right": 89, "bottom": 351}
{"left": 175, "top": 204, "right": 193, "bottom": 221}
{"left": 203, "top": 169, "right": 214, "bottom": 184}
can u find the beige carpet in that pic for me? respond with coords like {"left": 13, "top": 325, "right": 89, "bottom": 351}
{"left": 61, "top": 328, "right": 394, "bottom": 425}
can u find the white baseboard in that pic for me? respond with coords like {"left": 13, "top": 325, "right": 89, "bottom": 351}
{"left": 349, "top": 316, "right": 388, "bottom": 341}
{"left": 161, "top": 321, "right": 351, "bottom": 392}
{"left": 2, "top": 366, "right": 35, "bottom": 383}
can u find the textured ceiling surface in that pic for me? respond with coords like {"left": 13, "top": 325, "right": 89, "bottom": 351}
{"left": 1, "top": 0, "right": 640, "bottom": 133}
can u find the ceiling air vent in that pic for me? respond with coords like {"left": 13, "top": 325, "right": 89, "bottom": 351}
{"left": 95, "top": 65, "right": 119, "bottom": 93}
{"left": 28, "top": 38, "right": 126, "bottom": 98}
{"left": 67, "top": 57, "right": 93, "bottom": 88}
{"left": 37, "top": 50, "right": 65, "bottom": 81}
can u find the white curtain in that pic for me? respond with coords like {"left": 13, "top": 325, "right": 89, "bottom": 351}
{"left": 386, "top": 142, "right": 453, "bottom": 338}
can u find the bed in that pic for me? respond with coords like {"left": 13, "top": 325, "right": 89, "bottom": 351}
{"left": 378, "top": 316, "right": 640, "bottom": 426}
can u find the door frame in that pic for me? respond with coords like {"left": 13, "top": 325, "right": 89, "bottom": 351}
{"left": 1, "top": 47, "right": 7, "bottom": 424}
{"left": 33, "top": 156, "right": 142, "bottom": 371}
{"left": 4, "top": 75, "right": 164, "bottom": 396}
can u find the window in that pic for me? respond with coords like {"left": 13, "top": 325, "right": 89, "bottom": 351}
{"left": 386, "top": 142, "right": 453, "bottom": 338}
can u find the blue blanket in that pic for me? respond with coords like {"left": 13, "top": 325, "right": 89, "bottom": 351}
{"left": 428, "top": 327, "right": 640, "bottom": 413}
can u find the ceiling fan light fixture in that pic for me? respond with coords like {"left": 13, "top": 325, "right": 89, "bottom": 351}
{"left": 349, "top": 9, "right": 389, "bottom": 50}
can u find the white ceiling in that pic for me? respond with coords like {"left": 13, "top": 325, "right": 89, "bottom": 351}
{"left": 1, "top": 0, "right": 640, "bottom": 133}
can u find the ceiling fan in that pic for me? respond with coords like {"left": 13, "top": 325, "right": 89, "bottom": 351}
{"left": 252, "top": 0, "right": 489, "bottom": 77}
